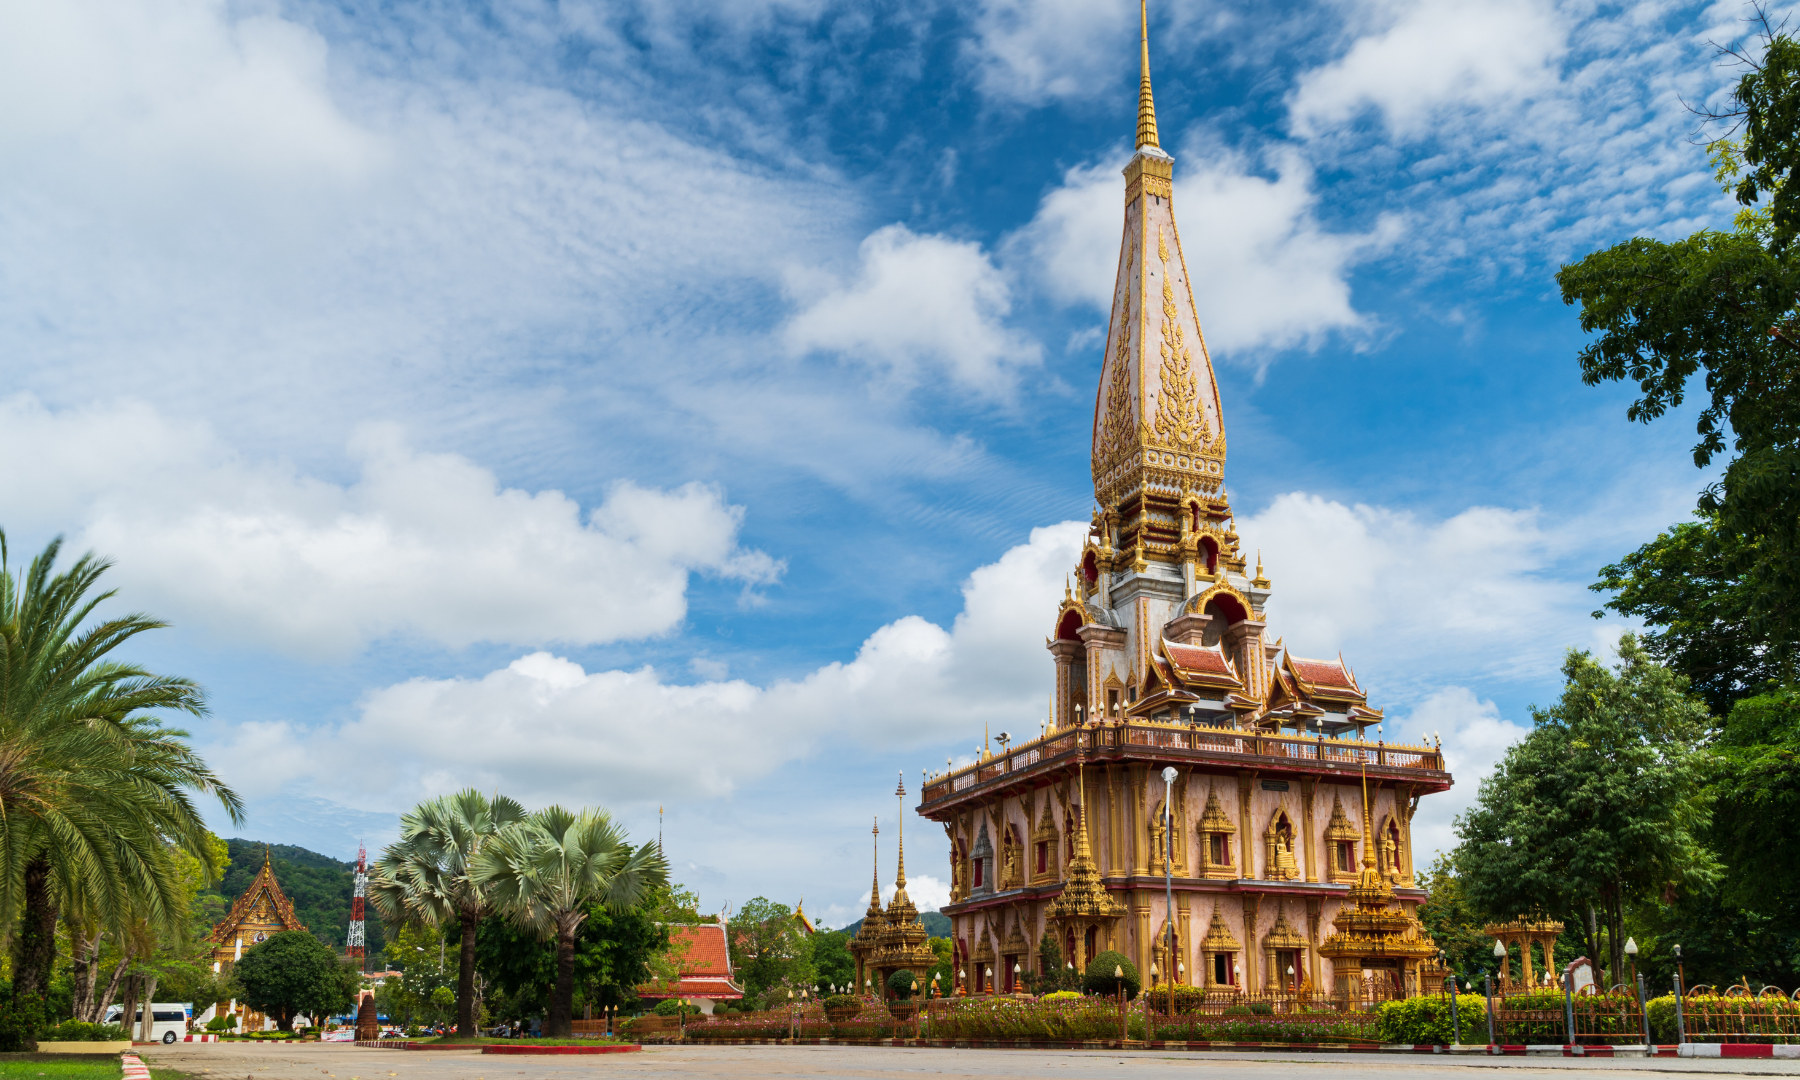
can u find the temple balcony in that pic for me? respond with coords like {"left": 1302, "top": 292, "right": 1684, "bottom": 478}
{"left": 918, "top": 721, "right": 1448, "bottom": 818}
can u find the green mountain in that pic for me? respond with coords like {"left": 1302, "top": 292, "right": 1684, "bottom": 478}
{"left": 208, "top": 839, "right": 386, "bottom": 962}
{"left": 838, "top": 911, "right": 952, "bottom": 938}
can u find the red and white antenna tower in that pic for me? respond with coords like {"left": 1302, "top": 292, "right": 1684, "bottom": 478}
{"left": 348, "top": 842, "right": 367, "bottom": 971}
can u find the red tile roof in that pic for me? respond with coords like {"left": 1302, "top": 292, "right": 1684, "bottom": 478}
{"left": 1164, "top": 641, "right": 1235, "bottom": 676}
{"left": 1290, "top": 657, "right": 1356, "bottom": 690}
{"left": 637, "top": 923, "right": 743, "bottom": 1001}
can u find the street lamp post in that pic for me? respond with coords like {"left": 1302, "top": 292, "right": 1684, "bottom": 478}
{"left": 1442, "top": 951, "right": 1460, "bottom": 1047}
{"left": 1625, "top": 938, "right": 1648, "bottom": 1051}
{"left": 1115, "top": 965, "right": 1127, "bottom": 1044}
{"left": 1672, "top": 945, "right": 1686, "bottom": 1045}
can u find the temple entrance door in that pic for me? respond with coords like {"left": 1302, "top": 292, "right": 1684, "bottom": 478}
{"left": 1003, "top": 955, "right": 1018, "bottom": 993}
{"left": 1212, "top": 953, "right": 1231, "bottom": 987}
{"left": 1065, "top": 929, "right": 1078, "bottom": 972}
{"left": 1084, "top": 926, "right": 1098, "bottom": 969}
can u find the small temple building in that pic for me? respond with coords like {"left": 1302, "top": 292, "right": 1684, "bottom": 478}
{"left": 636, "top": 922, "right": 743, "bottom": 1015}
{"left": 850, "top": 782, "right": 938, "bottom": 995}
{"left": 208, "top": 850, "right": 309, "bottom": 1029}
{"left": 913, "top": 5, "right": 1453, "bottom": 1003}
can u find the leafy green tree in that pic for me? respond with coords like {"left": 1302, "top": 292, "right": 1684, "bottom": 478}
{"left": 1711, "top": 688, "right": 1800, "bottom": 917}
{"left": 1024, "top": 933, "right": 1074, "bottom": 993}
{"left": 0, "top": 533, "right": 242, "bottom": 1022}
{"left": 377, "top": 922, "right": 455, "bottom": 1030}
{"left": 1454, "top": 638, "right": 1714, "bottom": 986}
{"left": 1592, "top": 514, "right": 1786, "bottom": 715}
{"left": 369, "top": 789, "right": 525, "bottom": 1036}
{"left": 475, "top": 895, "right": 670, "bottom": 1016}
{"left": 233, "top": 930, "right": 359, "bottom": 1031}
{"left": 1415, "top": 858, "right": 1501, "bottom": 980}
{"left": 471, "top": 806, "right": 667, "bottom": 1036}
{"left": 727, "top": 898, "right": 814, "bottom": 999}
{"left": 810, "top": 929, "right": 855, "bottom": 993}
{"left": 1560, "top": 35, "right": 1800, "bottom": 679}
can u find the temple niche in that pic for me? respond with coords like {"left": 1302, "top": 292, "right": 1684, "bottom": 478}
{"left": 913, "top": 5, "right": 1454, "bottom": 1005}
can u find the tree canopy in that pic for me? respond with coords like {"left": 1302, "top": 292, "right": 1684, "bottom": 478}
{"left": 232, "top": 930, "right": 359, "bottom": 1032}
{"left": 1453, "top": 638, "right": 1714, "bottom": 986}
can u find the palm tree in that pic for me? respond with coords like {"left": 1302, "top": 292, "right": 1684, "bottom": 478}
{"left": 0, "top": 533, "right": 243, "bottom": 1011}
{"left": 472, "top": 806, "right": 668, "bottom": 1036}
{"left": 368, "top": 789, "right": 526, "bottom": 1036}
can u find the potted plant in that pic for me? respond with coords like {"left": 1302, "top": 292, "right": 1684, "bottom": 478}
{"left": 823, "top": 994, "right": 861, "bottom": 1024}
{"left": 886, "top": 970, "right": 920, "bottom": 1021}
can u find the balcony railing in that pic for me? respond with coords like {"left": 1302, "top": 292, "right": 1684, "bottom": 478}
{"left": 921, "top": 722, "right": 1443, "bottom": 807}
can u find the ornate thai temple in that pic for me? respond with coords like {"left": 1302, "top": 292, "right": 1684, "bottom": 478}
{"left": 914, "top": 5, "right": 1452, "bottom": 1002}
{"left": 209, "top": 850, "right": 309, "bottom": 1029}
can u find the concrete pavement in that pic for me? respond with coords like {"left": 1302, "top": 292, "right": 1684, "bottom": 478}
{"left": 139, "top": 1041, "right": 1800, "bottom": 1080}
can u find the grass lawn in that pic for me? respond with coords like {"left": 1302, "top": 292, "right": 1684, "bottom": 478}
{"left": 0, "top": 1056, "right": 127, "bottom": 1080}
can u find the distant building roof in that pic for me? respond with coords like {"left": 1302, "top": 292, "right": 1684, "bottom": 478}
{"left": 637, "top": 922, "right": 743, "bottom": 1001}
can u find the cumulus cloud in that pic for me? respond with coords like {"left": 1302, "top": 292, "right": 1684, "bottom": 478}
{"left": 218, "top": 520, "right": 1088, "bottom": 811}
{"left": 0, "top": 0, "right": 863, "bottom": 457}
{"left": 1287, "top": 0, "right": 1567, "bottom": 139}
{"left": 1010, "top": 150, "right": 1396, "bottom": 356}
{"left": 0, "top": 396, "right": 778, "bottom": 657}
{"left": 784, "top": 224, "right": 1042, "bottom": 396}
{"left": 963, "top": 0, "right": 1136, "bottom": 103}
{"left": 1392, "top": 686, "right": 1531, "bottom": 864}
{"left": 1242, "top": 492, "right": 1588, "bottom": 697}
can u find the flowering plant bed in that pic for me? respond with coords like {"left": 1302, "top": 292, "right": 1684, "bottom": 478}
{"left": 1155, "top": 1012, "right": 1378, "bottom": 1044}
{"left": 927, "top": 996, "right": 1127, "bottom": 1041}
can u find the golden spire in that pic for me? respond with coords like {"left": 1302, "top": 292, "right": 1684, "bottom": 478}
{"left": 1136, "top": 0, "right": 1160, "bottom": 150}
{"left": 894, "top": 773, "right": 908, "bottom": 892}
{"left": 866, "top": 816, "right": 883, "bottom": 917}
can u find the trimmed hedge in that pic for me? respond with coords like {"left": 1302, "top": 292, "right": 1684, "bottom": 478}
{"left": 1376, "top": 995, "right": 1487, "bottom": 1045}
{"left": 1080, "top": 951, "right": 1140, "bottom": 1001}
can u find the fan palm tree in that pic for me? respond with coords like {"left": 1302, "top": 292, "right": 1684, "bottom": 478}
{"left": 368, "top": 789, "right": 526, "bottom": 1035}
{"left": 472, "top": 806, "right": 668, "bottom": 1036}
{"left": 0, "top": 533, "right": 242, "bottom": 1008}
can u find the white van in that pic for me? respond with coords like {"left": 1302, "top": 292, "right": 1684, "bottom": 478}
{"left": 103, "top": 1002, "right": 191, "bottom": 1043}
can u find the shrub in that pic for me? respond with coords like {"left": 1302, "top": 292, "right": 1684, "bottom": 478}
{"left": 1377, "top": 995, "right": 1487, "bottom": 1045}
{"left": 1042, "top": 991, "right": 1082, "bottom": 1003}
{"left": 1646, "top": 994, "right": 1678, "bottom": 1044}
{"left": 887, "top": 969, "right": 919, "bottom": 1001}
{"left": 1154, "top": 1012, "right": 1379, "bottom": 1043}
{"left": 0, "top": 991, "right": 46, "bottom": 1052}
{"left": 1145, "top": 983, "right": 1207, "bottom": 1013}
{"left": 822, "top": 995, "right": 860, "bottom": 1014}
{"left": 1080, "top": 951, "right": 1140, "bottom": 1001}
{"left": 41, "top": 1020, "right": 129, "bottom": 1042}
{"left": 651, "top": 999, "right": 699, "bottom": 1017}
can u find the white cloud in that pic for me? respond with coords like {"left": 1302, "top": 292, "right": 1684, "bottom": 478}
{"left": 219, "top": 520, "right": 1088, "bottom": 811}
{"left": 0, "top": 396, "right": 779, "bottom": 657}
{"left": 1287, "top": 0, "right": 1568, "bottom": 139}
{"left": 1242, "top": 492, "right": 1586, "bottom": 697}
{"left": 784, "top": 224, "right": 1042, "bottom": 396}
{"left": 963, "top": 0, "right": 1136, "bottom": 103}
{"left": 0, "top": 0, "right": 864, "bottom": 456}
{"left": 1393, "top": 686, "right": 1530, "bottom": 866}
{"left": 1010, "top": 150, "right": 1396, "bottom": 356}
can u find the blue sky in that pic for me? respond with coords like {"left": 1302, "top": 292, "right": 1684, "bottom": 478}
{"left": 0, "top": 0, "right": 1754, "bottom": 928}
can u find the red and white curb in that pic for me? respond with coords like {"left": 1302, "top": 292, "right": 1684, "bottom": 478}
{"left": 121, "top": 1054, "right": 151, "bottom": 1080}
{"left": 1678, "top": 1044, "right": 1800, "bottom": 1059}
{"left": 181, "top": 1034, "right": 219, "bottom": 1042}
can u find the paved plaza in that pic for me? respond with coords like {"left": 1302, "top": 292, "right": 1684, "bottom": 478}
{"left": 141, "top": 1043, "right": 1800, "bottom": 1080}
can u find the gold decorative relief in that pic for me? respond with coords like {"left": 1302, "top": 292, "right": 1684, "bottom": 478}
{"left": 1150, "top": 228, "right": 1207, "bottom": 454}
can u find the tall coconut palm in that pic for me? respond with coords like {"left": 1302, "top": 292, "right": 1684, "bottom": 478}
{"left": 0, "top": 533, "right": 243, "bottom": 1008}
{"left": 368, "top": 789, "right": 526, "bottom": 1035}
{"left": 472, "top": 806, "right": 667, "bottom": 1036}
